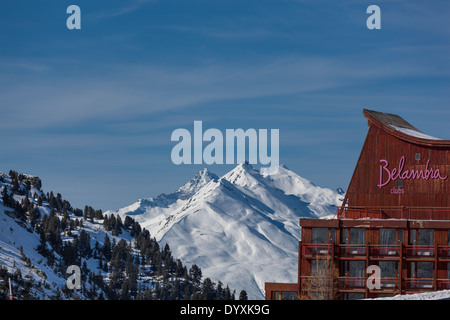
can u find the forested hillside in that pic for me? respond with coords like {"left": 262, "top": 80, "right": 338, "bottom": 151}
{"left": 0, "top": 170, "right": 242, "bottom": 300}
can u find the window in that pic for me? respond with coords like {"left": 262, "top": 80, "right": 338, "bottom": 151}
{"left": 409, "top": 262, "right": 433, "bottom": 279}
{"left": 379, "top": 261, "right": 397, "bottom": 278}
{"left": 330, "top": 229, "right": 336, "bottom": 243}
{"left": 417, "top": 262, "right": 433, "bottom": 279}
{"left": 447, "top": 262, "right": 450, "bottom": 279}
{"left": 379, "top": 261, "right": 398, "bottom": 289}
{"left": 281, "top": 291, "right": 297, "bottom": 300}
{"left": 398, "top": 230, "right": 404, "bottom": 244}
{"left": 408, "top": 262, "right": 434, "bottom": 289}
{"left": 340, "top": 260, "right": 366, "bottom": 289}
{"left": 311, "top": 259, "right": 332, "bottom": 277}
{"left": 409, "top": 229, "right": 416, "bottom": 245}
{"left": 341, "top": 228, "right": 366, "bottom": 244}
{"left": 379, "top": 229, "right": 403, "bottom": 245}
{"left": 312, "top": 228, "right": 328, "bottom": 244}
{"left": 410, "top": 229, "right": 434, "bottom": 246}
{"left": 311, "top": 228, "right": 336, "bottom": 244}
{"left": 380, "top": 229, "right": 396, "bottom": 245}
{"left": 418, "top": 229, "right": 434, "bottom": 245}
{"left": 341, "top": 229, "right": 349, "bottom": 244}
{"left": 350, "top": 229, "right": 366, "bottom": 244}
{"left": 272, "top": 291, "right": 297, "bottom": 300}
{"left": 349, "top": 261, "right": 365, "bottom": 278}
{"left": 396, "top": 180, "right": 403, "bottom": 187}
{"left": 341, "top": 292, "right": 365, "bottom": 300}
{"left": 415, "top": 153, "right": 421, "bottom": 161}
{"left": 340, "top": 260, "right": 365, "bottom": 278}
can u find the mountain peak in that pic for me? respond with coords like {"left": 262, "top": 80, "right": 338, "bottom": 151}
{"left": 235, "top": 161, "right": 263, "bottom": 175}
{"left": 198, "top": 167, "right": 219, "bottom": 179}
{"left": 222, "top": 162, "right": 263, "bottom": 187}
{"left": 176, "top": 168, "right": 219, "bottom": 200}
{"left": 112, "top": 163, "right": 343, "bottom": 299}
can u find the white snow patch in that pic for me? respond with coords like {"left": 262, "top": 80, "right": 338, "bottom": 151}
{"left": 366, "top": 290, "right": 450, "bottom": 300}
{"left": 390, "top": 125, "right": 441, "bottom": 140}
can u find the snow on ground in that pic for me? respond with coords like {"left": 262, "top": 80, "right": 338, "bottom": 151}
{"left": 0, "top": 202, "right": 66, "bottom": 298}
{"left": 366, "top": 290, "right": 450, "bottom": 300}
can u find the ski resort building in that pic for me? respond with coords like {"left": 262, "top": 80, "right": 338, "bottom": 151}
{"left": 265, "top": 109, "right": 450, "bottom": 300}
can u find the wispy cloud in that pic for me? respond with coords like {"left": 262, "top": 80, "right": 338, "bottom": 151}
{"left": 1, "top": 49, "right": 448, "bottom": 131}
{"left": 89, "top": 0, "right": 156, "bottom": 22}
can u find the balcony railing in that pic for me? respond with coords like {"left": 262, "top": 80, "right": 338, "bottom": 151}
{"left": 300, "top": 243, "right": 450, "bottom": 296}
{"left": 301, "top": 276, "right": 402, "bottom": 291}
{"left": 404, "top": 245, "right": 434, "bottom": 258}
{"left": 437, "top": 279, "right": 450, "bottom": 290}
{"left": 405, "top": 279, "right": 434, "bottom": 290}
{"left": 302, "top": 244, "right": 333, "bottom": 257}
{"left": 369, "top": 245, "right": 400, "bottom": 257}
{"left": 338, "top": 245, "right": 366, "bottom": 257}
{"left": 301, "top": 278, "right": 450, "bottom": 293}
{"left": 437, "top": 246, "right": 450, "bottom": 258}
{"left": 336, "top": 206, "right": 450, "bottom": 220}
{"left": 301, "top": 243, "right": 450, "bottom": 259}
{"left": 339, "top": 277, "right": 366, "bottom": 289}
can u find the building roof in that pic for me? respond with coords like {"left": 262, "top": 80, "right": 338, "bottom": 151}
{"left": 363, "top": 109, "right": 450, "bottom": 147}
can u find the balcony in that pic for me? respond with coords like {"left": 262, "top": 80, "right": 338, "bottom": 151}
{"left": 338, "top": 245, "right": 366, "bottom": 257}
{"left": 339, "top": 277, "right": 366, "bottom": 289}
{"left": 303, "top": 244, "right": 399, "bottom": 258}
{"left": 336, "top": 206, "right": 450, "bottom": 220}
{"left": 301, "top": 276, "right": 401, "bottom": 291}
{"left": 302, "top": 244, "right": 450, "bottom": 259}
{"left": 437, "top": 246, "right": 450, "bottom": 258}
{"left": 300, "top": 243, "right": 450, "bottom": 297}
{"left": 405, "top": 279, "right": 434, "bottom": 290}
{"left": 437, "top": 280, "right": 450, "bottom": 290}
{"left": 379, "top": 278, "right": 400, "bottom": 290}
{"left": 369, "top": 245, "right": 400, "bottom": 257}
{"left": 404, "top": 245, "right": 434, "bottom": 258}
{"left": 302, "top": 244, "right": 333, "bottom": 257}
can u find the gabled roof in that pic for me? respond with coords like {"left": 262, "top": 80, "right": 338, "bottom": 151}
{"left": 363, "top": 109, "right": 450, "bottom": 147}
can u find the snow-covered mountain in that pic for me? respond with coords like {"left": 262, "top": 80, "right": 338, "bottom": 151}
{"left": 108, "top": 163, "right": 344, "bottom": 299}
{"left": 0, "top": 170, "right": 233, "bottom": 300}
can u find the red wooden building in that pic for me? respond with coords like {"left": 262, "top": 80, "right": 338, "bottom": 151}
{"left": 265, "top": 109, "right": 450, "bottom": 300}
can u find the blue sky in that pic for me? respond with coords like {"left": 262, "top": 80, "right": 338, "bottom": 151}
{"left": 1, "top": 0, "right": 450, "bottom": 211}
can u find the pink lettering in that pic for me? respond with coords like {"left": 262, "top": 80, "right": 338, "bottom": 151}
{"left": 390, "top": 187, "right": 405, "bottom": 194}
{"left": 378, "top": 156, "right": 447, "bottom": 189}
{"left": 378, "top": 159, "right": 391, "bottom": 188}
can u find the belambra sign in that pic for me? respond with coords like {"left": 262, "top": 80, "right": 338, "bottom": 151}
{"left": 378, "top": 156, "right": 448, "bottom": 189}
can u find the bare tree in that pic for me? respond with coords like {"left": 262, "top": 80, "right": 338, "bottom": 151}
{"left": 301, "top": 254, "right": 340, "bottom": 300}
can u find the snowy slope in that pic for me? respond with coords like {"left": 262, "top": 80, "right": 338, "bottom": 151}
{"left": 0, "top": 199, "right": 121, "bottom": 299}
{"left": 0, "top": 172, "right": 76, "bottom": 299}
{"left": 109, "top": 163, "right": 343, "bottom": 299}
{"left": 112, "top": 168, "right": 220, "bottom": 241}
{"left": 0, "top": 171, "right": 178, "bottom": 300}
{"left": 0, "top": 201, "right": 64, "bottom": 298}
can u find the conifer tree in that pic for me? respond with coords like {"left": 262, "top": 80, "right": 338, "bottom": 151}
{"left": 239, "top": 290, "right": 248, "bottom": 300}
{"left": 103, "top": 234, "right": 112, "bottom": 261}
{"left": 189, "top": 264, "right": 202, "bottom": 285}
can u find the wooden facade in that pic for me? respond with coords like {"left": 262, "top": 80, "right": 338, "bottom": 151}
{"left": 298, "top": 218, "right": 450, "bottom": 299}
{"left": 265, "top": 109, "right": 450, "bottom": 300}
{"left": 342, "top": 109, "right": 450, "bottom": 211}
